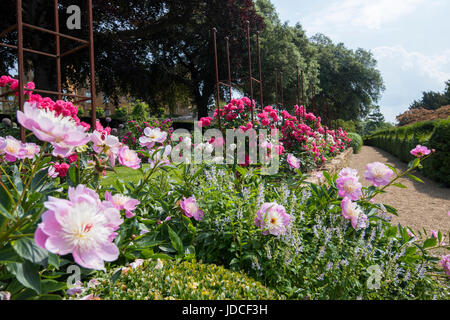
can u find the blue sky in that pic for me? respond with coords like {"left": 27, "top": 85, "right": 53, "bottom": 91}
{"left": 270, "top": 0, "right": 450, "bottom": 122}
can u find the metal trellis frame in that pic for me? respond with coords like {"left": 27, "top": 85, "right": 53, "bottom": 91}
{"left": 0, "top": 0, "right": 97, "bottom": 142}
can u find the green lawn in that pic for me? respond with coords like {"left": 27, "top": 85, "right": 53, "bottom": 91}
{"left": 101, "top": 164, "right": 150, "bottom": 186}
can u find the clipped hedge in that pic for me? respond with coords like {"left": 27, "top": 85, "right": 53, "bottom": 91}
{"left": 82, "top": 259, "right": 282, "bottom": 300}
{"left": 364, "top": 118, "right": 450, "bottom": 186}
{"left": 347, "top": 132, "right": 363, "bottom": 153}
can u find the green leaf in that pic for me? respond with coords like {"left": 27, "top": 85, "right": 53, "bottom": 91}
{"left": 0, "top": 246, "right": 24, "bottom": 264}
{"left": 392, "top": 183, "right": 407, "bottom": 189}
{"left": 386, "top": 226, "right": 398, "bottom": 238}
{"left": 30, "top": 169, "right": 51, "bottom": 191}
{"left": 423, "top": 237, "right": 437, "bottom": 249}
{"left": 167, "top": 226, "right": 184, "bottom": 255}
{"left": 385, "top": 164, "right": 397, "bottom": 175}
{"left": 40, "top": 279, "right": 66, "bottom": 294}
{"left": 383, "top": 204, "right": 398, "bottom": 216}
{"left": 67, "top": 165, "right": 78, "bottom": 187}
{"left": 406, "top": 174, "right": 424, "bottom": 184}
{"left": 0, "top": 201, "right": 15, "bottom": 220}
{"left": 6, "top": 261, "right": 41, "bottom": 294}
{"left": 322, "top": 171, "right": 333, "bottom": 185}
{"left": 11, "top": 237, "right": 48, "bottom": 265}
{"left": 408, "top": 158, "right": 420, "bottom": 169}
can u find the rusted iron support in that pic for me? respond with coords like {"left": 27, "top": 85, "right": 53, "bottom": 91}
{"left": 212, "top": 27, "right": 222, "bottom": 129}
{"left": 0, "top": 0, "right": 97, "bottom": 140}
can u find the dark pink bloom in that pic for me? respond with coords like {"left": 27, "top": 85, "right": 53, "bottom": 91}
{"left": 180, "top": 196, "right": 204, "bottom": 221}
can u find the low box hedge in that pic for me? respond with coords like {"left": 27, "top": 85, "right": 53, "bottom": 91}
{"left": 364, "top": 118, "right": 450, "bottom": 186}
{"left": 80, "top": 259, "right": 283, "bottom": 300}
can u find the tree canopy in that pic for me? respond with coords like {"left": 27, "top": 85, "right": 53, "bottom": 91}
{"left": 409, "top": 80, "right": 450, "bottom": 110}
{"left": 0, "top": 0, "right": 384, "bottom": 121}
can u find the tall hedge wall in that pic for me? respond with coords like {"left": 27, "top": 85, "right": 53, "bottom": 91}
{"left": 364, "top": 118, "right": 450, "bottom": 187}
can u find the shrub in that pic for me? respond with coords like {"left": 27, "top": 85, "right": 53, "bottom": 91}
{"left": 130, "top": 100, "right": 149, "bottom": 121}
{"left": 347, "top": 132, "right": 363, "bottom": 153}
{"left": 114, "top": 106, "right": 129, "bottom": 121}
{"left": 364, "top": 119, "right": 450, "bottom": 186}
{"left": 335, "top": 119, "right": 357, "bottom": 133}
{"left": 78, "top": 259, "right": 282, "bottom": 300}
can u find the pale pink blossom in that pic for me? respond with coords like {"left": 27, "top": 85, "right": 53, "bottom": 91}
{"left": 0, "top": 136, "right": 24, "bottom": 161}
{"left": 17, "top": 102, "right": 90, "bottom": 157}
{"left": 337, "top": 175, "right": 362, "bottom": 200}
{"left": 180, "top": 196, "right": 204, "bottom": 221}
{"left": 364, "top": 162, "right": 394, "bottom": 187}
{"left": 118, "top": 145, "right": 141, "bottom": 169}
{"left": 341, "top": 197, "right": 367, "bottom": 230}
{"left": 338, "top": 167, "right": 358, "bottom": 178}
{"left": 286, "top": 153, "right": 300, "bottom": 169}
{"left": 254, "top": 202, "right": 291, "bottom": 236}
{"left": 440, "top": 255, "right": 450, "bottom": 276}
{"left": 139, "top": 127, "right": 167, "bottom": 149}
{"left": 34, "top": 184, "right": 123, "bottom": 270}
{"left": 20, "top": 142, "right": 40, "bottom": 159}
{"left": 148, "top": 145, "right": 172, "bottom": 168}
{"left": 105, "top": 191, "right": 139, "bottom": 218}
{"left": 90, "top": 130, "right": 121, "bottom": 166}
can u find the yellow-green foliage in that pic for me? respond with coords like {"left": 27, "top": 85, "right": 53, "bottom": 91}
{"left": 84, "top": 259, "right": 283, "bottom": 300}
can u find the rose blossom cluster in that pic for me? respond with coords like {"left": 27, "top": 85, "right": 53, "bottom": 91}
{"left": 280, "top": 105, "right": 350, "bottom": 164}
{"left": 213, "top": 97, "right": 254, "bottom": 123}
{"left": 0, "top": 76, "right": 89, "bottom": 128}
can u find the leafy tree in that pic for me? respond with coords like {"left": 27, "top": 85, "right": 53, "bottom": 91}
{"left": 311, "top": 34, "right": 385, "bottom": 121}
{"left": 409, "top": 80, "right": 450, "bottom": 110}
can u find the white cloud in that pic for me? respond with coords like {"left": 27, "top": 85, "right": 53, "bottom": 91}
{"left": 304, "top": 0, "right": 428, "bottom": 33}
{"left": 372, "top": 45, "right": 450, "bottom": 84}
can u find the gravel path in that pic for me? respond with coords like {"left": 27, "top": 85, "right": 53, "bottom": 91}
{"left": 348, "top": 146, "right": 450, "bottom": 234}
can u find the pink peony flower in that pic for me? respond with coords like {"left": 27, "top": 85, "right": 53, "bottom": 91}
{"left": 337, "top": 175, "right": 362, "bottom": 200}
{"left": 90, "top": 130, "right": 121, "bottom": 166}
{"left": 139, "top": 127, "right": 167, "bottom": 149}
{"left": 0, "top": 136, "right": 24, "bottom": 161}
{"left": 286, "top": 153, "right": 300, "bottom": 169}
{"left": 254, "top": 202, "right": 291, "bottom": 236}
{"left": 118, "top": 145, "right": 141, "bottom": 169}
{"left": 364, "top": 162, "right": 394, "bottom": 187}
{"left": 17, "top": 102, "right": 90, "bottom": 157}
{"left": 440, "top": 255, "right": 450, "bottom": 276}
{"left": 180, "top": 196, "right": 204, "bottom": 221}
{"left": 338, "top": 167, "right": 358, "bottom": 178}
{"left": 410, "top": 145, "right": 431, "bottom": 158}
{"left": 34, "top": 184, "right": 123, "bottom": 270}
{"left": 341, "top": 197, "right": 367, "bottom": 230}
{"left": 105, "top": 191, "right": 139, "bottom": 218}
{"left": 20, "top": 142, "right": 40, "bottom": 160}
{"left": 148, "top": 145, "right": 172, "bottom": 169}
